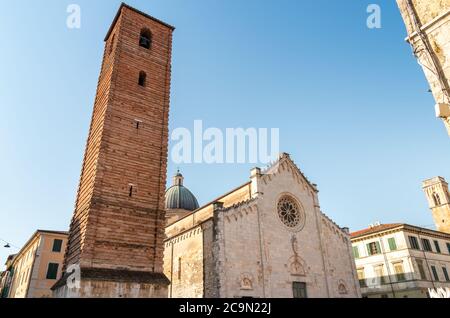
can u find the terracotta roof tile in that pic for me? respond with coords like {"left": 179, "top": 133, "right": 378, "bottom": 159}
{"left": 350, "top": 223, "right": 404, "bottom": 238}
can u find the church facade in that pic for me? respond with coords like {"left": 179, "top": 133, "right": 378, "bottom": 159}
{"left": 163, "top": 154, "right": 361, "bottom": 298}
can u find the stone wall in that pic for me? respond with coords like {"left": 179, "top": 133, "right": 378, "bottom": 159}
{"left": 215, "top": 156, "right": 360, "bottom": 298}
{"left": 202, "top": 220, "right": 218, "bottom": 298}
{"left": 163, "top": 226, "right": 205, "bottom": 298}
{"left": 163, "top": 155, "right": 360, "bottom": 298}
{"left": 397, "top": 0, "right": 450, "bottom": 135}
{"left": 216, "top": 200, "right": 266, "bottom": 298}
{"left": 163, "top": 182, "right": 251, "bottom": 298}
{"left": 320, "top": 214, "right": 361, "bottom": 298}
{"left": 53, "top": 280, "right": 168, "bottom": 298}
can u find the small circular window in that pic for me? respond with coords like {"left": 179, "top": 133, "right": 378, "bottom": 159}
{"left": 277, "top": 195, "right": 305, "bottom": 231}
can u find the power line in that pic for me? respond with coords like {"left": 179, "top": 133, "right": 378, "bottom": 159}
{"left": 0, "top": 237, "right": 20, "bottom": 250}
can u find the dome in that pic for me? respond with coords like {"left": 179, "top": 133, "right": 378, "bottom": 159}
{"left": 165, "top": 171, "right": 199, "bottom": 211}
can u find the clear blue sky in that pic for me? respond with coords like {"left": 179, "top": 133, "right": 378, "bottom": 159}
{"left": 1, "top": 0, "right": 449, "bottom": 266}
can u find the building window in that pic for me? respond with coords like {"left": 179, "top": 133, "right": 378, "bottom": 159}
{"left": 433, "top": 192, "right": 441, "bottom": 206}
{"left": 388, "top": 237, "right": 397, "bottom": 251}
{"left": 128, "top": 184, "right": 135, "bottom": 198}
{"left": 393, "top": 262, "right": 406, "bottom": 282}
{"left": 431, "top": 265, "right": 440, "bottom": 281}
{"left": 357, "top": 269, "right": 366, "bottom": 287}
{"left": 434, "top": 240, "right": 441, "bottom": 254}
{"left": 277, "top": 195, "right": 305, "bottom": 230}
{"left": 421, "top": 239, "right": 432, "bottom": 252}
{"left": 292, "top": 282, "right": 307, "bottom": 298}
{"left": 447, "top": 242, "right": 450, "bottom": 254}
{"left": 46, "top": 263, "right": 59, "bottom": 280}
{"left": 443, "top": 267, "right": 450, "bottom": 282}
{"left": 178, "top": 257, "right": 182, "bottom": 280}
{"left": 408, "top": 236, "right": 420, "bottom": 250}
{"left": 139, "top": 28, "right": 152, "bottom": 49}
{"left": 417, "top": 260, "right": 426, "bottom": 280}
{"left": 52, "top": 239, "right": 63, "bottom": 252}
{"left": 374, "top": 265, "right": 386, "bottom": 285}
{"left": 138, "top": 71, "right": 147, "bottom": 87}
{"left": 134, "top": 119, "right": 142, "bottom": 130}
{"left": 366, "top": 241, "right": 381, "bottom": 256}
{"left": 352, "top": 246, "right": 360, "bottom": 259}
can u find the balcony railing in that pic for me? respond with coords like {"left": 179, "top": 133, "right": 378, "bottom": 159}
{"left": 359, "top": 272, "right": 417, "bottom": 289}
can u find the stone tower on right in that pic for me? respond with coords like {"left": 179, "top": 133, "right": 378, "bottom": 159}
{"left": 422, "top": 177, "right": 450, "bottom": 234}
{"left": 396, "top": 0, "right": 450, "bottom": 136}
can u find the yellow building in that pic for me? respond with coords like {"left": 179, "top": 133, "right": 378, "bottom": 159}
{"left": 3, "top": 230, "right": 68, "bottom": 298}
{"left": 351, "top": 223, "right": 450, "bottom": 298}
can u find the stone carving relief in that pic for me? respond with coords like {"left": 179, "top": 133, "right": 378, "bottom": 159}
{"left": 239, "top": 273, "right": 254, "bottom": 290}
{"left": 289, "top": 235, "right": 307, "bottom": 276}
{"left": 338, "top": 280, "right": 348, "bottom": 295}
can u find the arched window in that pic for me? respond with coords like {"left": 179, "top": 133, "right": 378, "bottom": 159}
{"left": 109, "top": 34, "right": 115, "bottom": 55}
{"left": 433, "top": 192, "right": 442, "bottom": 206}
{"left": 138, "top": 71, "right": 147, "bottom": 87}
{"left": 139, "top": 28, "right": 152, "bottom": 49}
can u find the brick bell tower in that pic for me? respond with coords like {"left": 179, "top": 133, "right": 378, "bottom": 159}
{"left": 53, "top": 3, "right": 174, "bottom": 297}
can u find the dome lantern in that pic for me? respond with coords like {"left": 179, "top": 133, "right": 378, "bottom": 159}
{"left": 165, "top": 170, "right": 199, "bottom": 223}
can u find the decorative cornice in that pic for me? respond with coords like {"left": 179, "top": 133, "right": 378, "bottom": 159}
{"left": 260, "top": 153, "right": 318, "bottom": 195}
{"left": 320, "top": 211, "right": 350, "bottom": 241}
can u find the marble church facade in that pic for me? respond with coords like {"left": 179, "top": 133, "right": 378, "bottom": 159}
{"left": 163, "top": 154, "right": 361, "bottom": 298}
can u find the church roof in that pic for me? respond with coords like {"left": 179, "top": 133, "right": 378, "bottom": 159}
{"left": 165, "top": 171, "right": 199, "bottom": 211}
{"left": 166, "top": 153, "right": 317, "bottom": 231}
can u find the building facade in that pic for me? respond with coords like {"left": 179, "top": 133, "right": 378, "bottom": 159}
{"left": 53, "top": 4, "right": 174, "bottom": 298}
{"left": 422, "top": 176, "right": 450, "bottom": 234}
{"left": 396, "top": 0, "right": 450, "bottom": 136}
{"left": 0, "top": 255, "right": 15, "bottom": 298}
{"left": 163, "top": 154, "right": 361, "bottom": 298}
{"left": 0, "top": 230, "right": 67, "bottom": 298}
{"left": 351, "top": 224, "right": 450, "bottom": 298}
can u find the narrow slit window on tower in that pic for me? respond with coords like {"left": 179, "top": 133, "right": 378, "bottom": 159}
{"left": 129, "top": 184, "right": 134, "bottom": 197}
{"left": 138, "top": 71, "right": 147, "bottom": 87}
{"left": 139, "top": 28, "right": 152, "bottom": 49}
{"left": 134, "top": 119, "right": 142, "bottom": 130}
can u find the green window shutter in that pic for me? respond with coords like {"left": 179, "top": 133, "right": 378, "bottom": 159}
{"left": 366, "top": 244, "right": 372, "bottom": 256}
{"left": 52, "top": 239, "right": 63, "bottom": 252}
{"left": 388, "top": 238, "right": 397, "bottom": 251}
{"left": 353, "top": 246, "right": 360, "bottom": 259}
{"left": 46, "top": 263, "right": 59, "bottom": 280}
{"left": 375, "top": 242, "right": 381, "bottom": 254}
